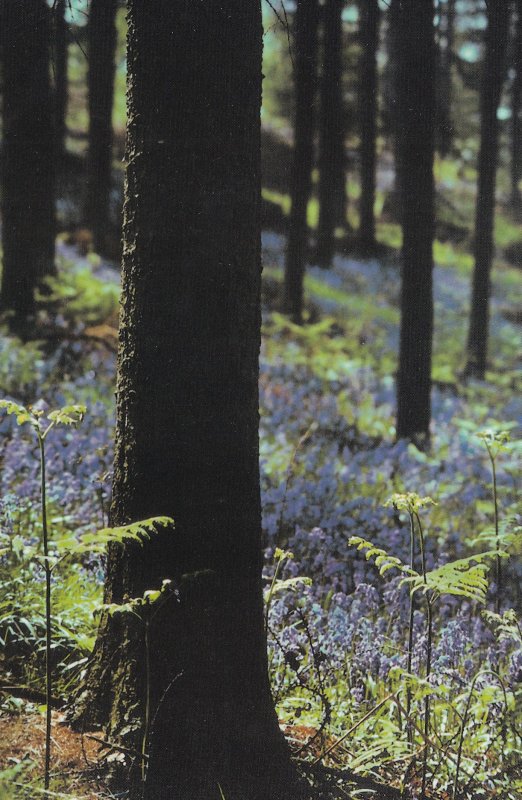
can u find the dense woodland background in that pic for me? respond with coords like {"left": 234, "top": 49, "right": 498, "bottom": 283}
{"left": 0, "top": 1, "right": 520, "bottom": 799}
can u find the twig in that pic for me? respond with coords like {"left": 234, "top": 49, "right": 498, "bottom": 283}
{"left": 314, "top": 693, "right": 395, "bottom": 764}
{"left": 0, "top": 684, "right": 64, "bottom": 708}
{"left": 263, "top": 0, "right": 295, "bottom": 69}
{"left": 84, "top": 733, "right": 147, "bottom": 761}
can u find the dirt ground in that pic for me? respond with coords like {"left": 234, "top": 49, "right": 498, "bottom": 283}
{"left": 0, "top": 708, "right": 108, "bottom": 799}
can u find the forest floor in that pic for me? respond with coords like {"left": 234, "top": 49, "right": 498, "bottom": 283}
{"left": 0, "top": 219, "right": 521, "bottom": 799}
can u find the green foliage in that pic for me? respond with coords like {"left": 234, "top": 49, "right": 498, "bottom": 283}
{"left": 0, "top": 400, "right": 86, "bottom": 440}
{"left": 349, "top": 536, "right": 412, "bottom": 577}
{"left": 482, "top": 608, "right": 522, "bottom": 645}
{"left": 402, "top": 553, "right": 498, "bottom": 605}
{"left": 56, "top": 516, "right": 174, "bottom": 557}
{"left": 98, "top": 578, "right": 174, "bottom": 619}
{"left": 38, "top": 266, "right": 119, "bottom": 326}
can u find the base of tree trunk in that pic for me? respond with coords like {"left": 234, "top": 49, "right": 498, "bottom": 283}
{"left": 144, "top": 690, "right": 309, "bottom": 800}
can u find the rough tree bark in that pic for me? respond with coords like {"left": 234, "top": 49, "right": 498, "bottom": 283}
{"left": 84, "top": 0, "right": 117, "bottom": 255}
{"left": 316, "top": 0, "right": 346, "bottom": 268}
{"left": 465, "top": 0, "right": 511, "bottom": 379}
{"left": 358, "top": 0, "right": 380, "bottom": 250}
{"left": 396, "top": 0, "right": 436, "bottom": 444}
{"left": 284, "top": 0, "right": 320, "bottom": 323}
{"left": 0, "top": 0, "right": 56, "bottom": 324}
{"left": 54, "top": 0, "right": 68, "bottom": 158}
{"left": 511, "top": 0, "right": 522, "bottom": 208}
{"left": 75, "top": 3, "right": 306, "bottom": 799}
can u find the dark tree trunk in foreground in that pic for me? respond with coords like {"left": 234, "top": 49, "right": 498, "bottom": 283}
{"left": 284, "top": 0, "right": 320, "bottom": 323}
{"left": 396, "top": 0, "right": 436, "bottom": 444}
{"left": 436, "top": 0, "right": 456, "bottom": 156}
{"left": 358, "top": 0, "right": 380, "bottom": 249}
{"left": 0, "top": 0, "right": 56, "bottom": 323}
{"left": 84, "top": 0, "right": 117, "bottom": 255}
{"left": 54, "top": 0, "right": 68, "bottom": 157}
{"left": 465, "top": 0, "right": 511, "bottom": 379}
{"left": 76, "top": 3, "right": 304, "bottom": 799}
{"left": 316, "top": 0, "right": 346, "bottom": 268}
{"left": 511, "top": 0, "right": 522, "bottom": 208}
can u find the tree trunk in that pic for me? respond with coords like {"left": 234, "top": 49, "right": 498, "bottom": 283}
{"left": 396, "top": 0, "right": 436, "bottom": 444}
{"left": 84, "top": 0, "right": 117, "bottom": 256}
{"left": 358, "top": 0, "right": 380, "bottom": 249}
{"left": 316, "top": 0, "right": 346, "bottom": 268}
{"left": 0, "top": 0, "right": 56, "bottom": 325}
{"left": 75, "top": 3, "right": 305, "bottom": 799}
{"left": 465, "top": 0, "right": 511, "bottom": 379}
{"left": 511, "top": 0, "right": 522, "bottom": 208}
{"left": 54, "top": 0, "right": 68, "bottom": 158}
{"left": 382, "top": 0, "right": 402, "bottom": 221}
{"left": 284, "top": 0, "right": 320, "bottom": 323}
{"left": 436, "top": 0, "right": 456, "bottom": 156}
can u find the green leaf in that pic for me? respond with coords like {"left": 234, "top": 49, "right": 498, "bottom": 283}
{"left": 264, "top": 576, "right": 312, "bottom": 601}
{"left": 0, "top": 399, "right": 37, "bottom": 428}
{"left": 383, "top": 492, "right": 436, "bottom": 514}
{"left": 47, "top": 404, "right": 86, "bottom": 427}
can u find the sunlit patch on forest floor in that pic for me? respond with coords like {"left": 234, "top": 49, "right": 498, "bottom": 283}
{"left": 0, "top": 706, "right": 106, "bottom": 799}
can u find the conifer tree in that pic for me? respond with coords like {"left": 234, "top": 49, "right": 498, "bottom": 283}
{"left": 0, "top": 0, "right": 56, "bottom": 324}
{"left": 316, "top": 0, "right": 346, "bottom": 267}
{"left": 75, "top": 3, "right": 306, "bottom": 798}
{"left": 465, "top": 0, "right": 511, "bottom": 379}
{"left": 396, "top": 0, "right": 436, "bottom": 443}
{"left": 284, "top": 0, "right": 320, "bottom": 322}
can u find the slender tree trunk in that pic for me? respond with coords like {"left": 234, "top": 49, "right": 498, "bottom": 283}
{"left": 284, "top": 0, "right": 320, "bottom": 323}
{"left": 84, "top": 0, "right": 117, "bottom": 255}
{"left": 396, "top": 0, "right": 436, "bottom": 444}
{"left": 511, "top": 0, "right": 522, "bottom": 208}
{"left": 54, "top": 0, "right": 68, "bottom": 158}
{"left": 75, "top": 3, "right": 305, "bottom": 799}
{"left": 382, "top": 0, "right": 402, "bottom": 220}
{"left": 0, "top": 0, "right": 56, "bottom": 324}
{"left": 436, "top": 0, "right": 456, "bottom": 156}
{"left": 358, "top": 0, "right": 380, "bottom": 249}
{"left": 316, "top": 0, "right": 346, "bottom": 268}
{"left": 465, "top": 0, "right": 511, "bottom": 379}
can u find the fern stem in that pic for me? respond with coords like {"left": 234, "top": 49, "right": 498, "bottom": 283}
{"left": 406, "top": 511, "right": 415, "bottom": 745}
{"left": 453, "top": 669, "right": 506, "bottom": 800}
{"left": 39, "top": 434, "right": 52, "bottom": 792}
{"left": 415, "top": 512, "right": 431, "bottom": 800}
{"left": 142, "top": 617, "right": 151, "bottom": 795}
{"left": 421, "top": 598, "right": 433, "bottom": 800}
{"left": 488, "top": 448, "right": 501, "bottom": 614}
{"left": 265, "top": 551, "right": 284, "bottom": 634}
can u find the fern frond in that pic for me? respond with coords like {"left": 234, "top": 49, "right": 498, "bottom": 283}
{"left": 401, "top": 551, "right": 505, "bottom": 604}
{"left": 57, "top": 516, "right": 174, "bottom": 555}
{"left": 349, "top": 536, "right": 414, "bottom": 578}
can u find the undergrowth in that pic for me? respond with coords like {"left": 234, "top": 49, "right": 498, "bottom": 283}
{"left": 0, "top": 244, "right": 520, "bottom": 799}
